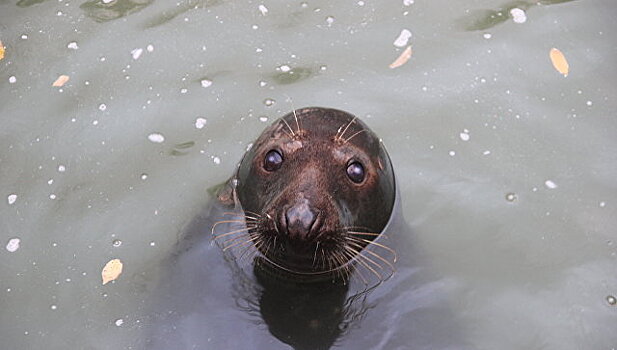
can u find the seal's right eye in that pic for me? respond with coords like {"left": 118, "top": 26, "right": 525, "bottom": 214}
{"left": 264, "top": 150, "right": 283, "bottom": 172}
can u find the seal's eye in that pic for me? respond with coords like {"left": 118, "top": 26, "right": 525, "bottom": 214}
{"left": 264, "top": 150, "right": 283, "bottom": 172}
{"left": 346, "top": 161, "right": 365, "bottom": 184}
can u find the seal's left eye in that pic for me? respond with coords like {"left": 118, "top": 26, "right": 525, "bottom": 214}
{"left": 264, "top": 150, "right": 283, "bottom": 172}
{"left": 346, "top": 161, "right": 365, "bottom": 184}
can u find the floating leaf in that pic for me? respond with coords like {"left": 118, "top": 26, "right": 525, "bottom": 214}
{"left": 0, "top": 41, "right": 4, "bottom": 60}
{"left": 102, "top": 258, "right": 123, "bottom": 285}
{"left": 52, "top": 75, "right": 70, "bottom": 87}
{"left": 549, "top": 48, "right": 569, "bottom": 76}
{"left": 389, "top": 46, "right": 412, "bottom": 69}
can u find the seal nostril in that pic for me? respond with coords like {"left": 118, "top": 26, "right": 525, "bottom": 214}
{"left": 285, "top": 203, "right": 317, "bottom": 239}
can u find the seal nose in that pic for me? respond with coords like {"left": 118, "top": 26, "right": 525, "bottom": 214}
{"left": 283, "top": 202, "right": 320, "bottom": 240}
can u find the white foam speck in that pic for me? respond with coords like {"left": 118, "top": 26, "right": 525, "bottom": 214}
{"left": 544, "top": 180, "right": 557, "bottom": 189}
{"left": 67, "top": 41, "right": 79, "bottom": 50}
{"left": 7, "top": 194, "right": 17, "bottom": 205}
{"left": 98, "top": 104, "right": 107, "bottom": 111}
{"left": 483, "top": 33, "right": 492, "bottom": 39}
{"left": 213, "top": 157, "right": 221, "bottom": 165}
{"left": 200, "top": 79, "right": 212, "bottom": 88}
{"left": 459, "top": 132, "right": 470, "bottom": 141}
{"left": 258, "top": 4, "right": 268, "bottom": 15}
{"left": 148, "top": 133, "right": 165, "bottom": 143}
{"left": 393, "top": 29, "right": 412, "bottom": 47}
{"left": 6, "top": 238, "right": 20, "bottom": 252}
{"left": 131, "top": 48, "right": 143, "bottom": 60}
{"left": 58, "top": 165, "right": 66, "bottom": 172}
{"left": 9, "top": 76, "right": 17, "bottom": 84}
{"left": 403, "top": 0, "right": 414, "bottom": 5}
{"left": 195, "top": 118, "right": 207, "bottom": 129}
{"left": 510, "top": 8, "right": 527, "bottom": 24}
{"left": 146, "top": 44, "right": 154, "bottom": 52}
{"left": 115, "top": 319, "right": 124, "bottom": 327}
{"left": 448, "top": 151, "right": 456, "bottom": 157}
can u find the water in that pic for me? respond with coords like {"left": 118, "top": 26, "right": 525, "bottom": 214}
{"left": 1, "top": 0, "right": 616, "bottom": 349}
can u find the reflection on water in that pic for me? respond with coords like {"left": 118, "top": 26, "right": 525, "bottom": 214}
{"left": 80, "top": 0, "right": 153, "bottom": 23}
{"left": 462, "top": 0, "right": 578, "bottom": 31}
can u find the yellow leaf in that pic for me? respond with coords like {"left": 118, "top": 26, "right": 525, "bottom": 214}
{"left": 0, "top": 41, "right": 5, "bottom": 61}
{"left": 52, "top": 75, "right": 70, "bottom": 87}
{"left": 102, "top": 258, "right": 123, "bottom": 285}
{"left": 389, "top": 46, "right": 412, "bottom": 69}
{"left": 549, "top": 48, "right": 569, "bottom": 77}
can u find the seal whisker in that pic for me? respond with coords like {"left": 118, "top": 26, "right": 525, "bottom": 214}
{"left": 213, "top": 226, "right": 255, "bottom": 240}
{"left": 344, "top": 246, "right": 383, "bottom": 281}
{"left": 312, "top": 241, "right": 320, "bottom": 267}
{"left": 344, "top": 129, "right": 367, "bottom": 144}
{"left": 222, "top": 212, "right": 261, "bottom": 221}
{"left": 292, "top": 108, "right": 301, "bottom": 134}
{"left": 355, "top": 238, "right": 398, "bottom": 263}
{"left": 221, "top": 232, "right": 255, "bottom": 247}
{"left": 337, "top": 116, "right": 357, "bottom": 141}
{"left": 280, "top": 118, "right": 296, "bottom": 137}
{"left": 212, "top": 220, "right": 253, "bottom": 235}
{"left": 345, "top": 245, "right": 383, "bottom": 271}
{"left": 346, "top": 239, "right": 395, "bottom": 271}
{"left": 346, "top": 231, "right": 382, "bottom": 237}
{"left": 223, "top": 234, "right": 260, "bottom": 252}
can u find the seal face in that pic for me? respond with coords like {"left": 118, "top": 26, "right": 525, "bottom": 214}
{"left": 218, "top": 107, "right": 396, "bottom": 278}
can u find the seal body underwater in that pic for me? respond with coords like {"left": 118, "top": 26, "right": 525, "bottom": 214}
{"left": 215, "top": 107, "right": 397, "bottom": 280}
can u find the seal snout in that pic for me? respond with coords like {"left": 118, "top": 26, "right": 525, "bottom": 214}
{"left": 281, "top": 201, "right": 321, "bottom": 241}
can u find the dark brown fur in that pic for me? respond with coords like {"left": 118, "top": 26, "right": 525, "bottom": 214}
{"left": 216, "top": 107, "right": 396, "bottom": 278}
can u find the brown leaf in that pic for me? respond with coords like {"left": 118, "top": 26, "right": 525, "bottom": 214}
{"left": 0, "top": 41, "right": 5, "bottom": 61}
{"left": 102, "top": 258, "right": 123, "bottom": 285}
{"left": 549, "top": 48, "right": 569, "bottom": 77}
{"left": 389, "top": 46, "right": 412, "bottom": 69}
{"left": 52, "top": 75, "right": 70, "bottom": 87}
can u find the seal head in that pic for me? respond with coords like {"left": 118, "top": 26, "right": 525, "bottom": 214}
{"left": 224, "top": 107, "right": 395, "bottom": 277}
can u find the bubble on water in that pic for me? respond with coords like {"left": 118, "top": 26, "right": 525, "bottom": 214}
{"left": 67, "top": 41, "right": 79, "bottom": 50}
{"left": 6, "top": 238, "right": 20, "bottom": 252}
{"left": 263, "top": 98, "right": 275, "bottom": 106}
{"left": 483, "top": 33, "right": 492, "bottom": 39}
{"left": 98, "top": 103, "right": 107, "bottom": 111}
{"left": 8, "top": 75, "right": 17, "bottom": 84}
{"left": 195, "top": 118, "right": 207, "bottom": 129}
{"left": 213, "top": 156, "right": 221, "bottom": 165}
{"left": 115, "top": 319, "right": 124, "bottom": 327}
{"left": 140, "top": 173, "right": 148, "bottom": 180}
{"left": 146, "top": 44, "right": 154, "bottom": 52}
{"left": 180, "top": 88, "right": 188, "bottom": 94}
{"left": 259, "top": 116, "right": 268, "bottom": 122}
{"left": 259, "top": 81, "right": 267, "bottom": 87}
{"left": 21, "top": 34, "right": 28, "bottom": 39}
{"left": 459, "top": 131, "right": 470, "bottom": 141}
{"left": 149, "top": 241, "right": 156, "bottom": 247}
{"left": 510, "top": 8, "right": 527, "bottom": 23}
{"left": 607, "top": 295, "right": 616, "bottom": 305}
{"left": 148, "top": 133, "right": 165, "bottom": 143}
{"left": 49, "top": 194, "right": 57, "bottom": 200}
{"left": 325, "top": 16, "right": 335, "bottom": 26}
{"left": 505, "top": 193, "right": 517, "bottom": 202}
{"left": 448, "top": 151, "right": 456, "bottom": 157}
{"left": 393, "top": 29, "right": 412, "bottom": 47}
{"left": 7, "top": 194, "right": 17, "bottom": 205}
{"left": 586, "top": 100, "right": 593, "bottom": 106}
{"left": 58, "top": 165, "right": 66, "bottom": 172}
{"left": 50, "top": 305, "right": 57, "bottom": 310}
{"left": 320, "top": 65, "right": 327, "bottom": 71}
{"left": 131, "top": 48, "right": 143, "bottom": 60}
{"left": 544, "top": 180, "right": 557, "bottom": 189}
{"left": 112, "top": 239, "right": 122, "bottom": 248}
{"left": 200, "top": 79, "right": 212, "bottom": 88}
{"left": 278, "top": 65, "right": 291, "bottom": 72}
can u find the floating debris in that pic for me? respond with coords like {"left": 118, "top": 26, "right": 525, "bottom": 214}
{"left": 52, "top": 75, "right": 70, "bottom": 87}
{"left": 6, "top": 238, "right": 21, "bottom": 252}
{"left": 389, "top": 46, "right": 412, "bottom": 69}
{"left": 200, "top": 79, "right": 212, "bottom": 88}
{"left": 393, "top": 29, "right": 412, "bottom": 47}
{"left": 131, "top": 48, "right": 143, "bottom": 60}
{"left": 147, "top": 133, "right": 165, "bottom": 143}
{"left": 510, "top": 8, "right": 527, "bottom": 23}
{"left": 195, "top": 118, "right": 207, "bottom": 129}
{"left": 102, "top": 258, "right": 123, "bottom": 285}
{"left": 7, "top": 194, "right": 17, "bottom": 205}
{"left": 549, "top": 48, "right": 569, "bottom": 77}
{"left": 0, "top": 40, "right": 5, "bottom": 60}
{"left": 544, "top": 180, "right": 558, "bottom": 189}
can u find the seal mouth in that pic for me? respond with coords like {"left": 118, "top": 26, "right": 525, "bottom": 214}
{"left": 211, "top": 210, "right": 397, "bottom": 282}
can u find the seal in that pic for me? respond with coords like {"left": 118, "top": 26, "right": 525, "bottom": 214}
{"left": 214, "top": 107, "right": 396, "bottom": 281}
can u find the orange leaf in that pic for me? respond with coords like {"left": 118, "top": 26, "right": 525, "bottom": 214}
{"left": 52, "top": 75, "right": 70, "bottom": 87}
{"left": 0, "top": 41, "right": 5, "bottom": 61}
{"left": 389, "top": 46, "right": 412, "bottom": 69}
{"left": 549, "top": 48, "right": 569, "bottom": 77}
{"left": 102, "top": 258, "right": 123, "bottom": 285}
